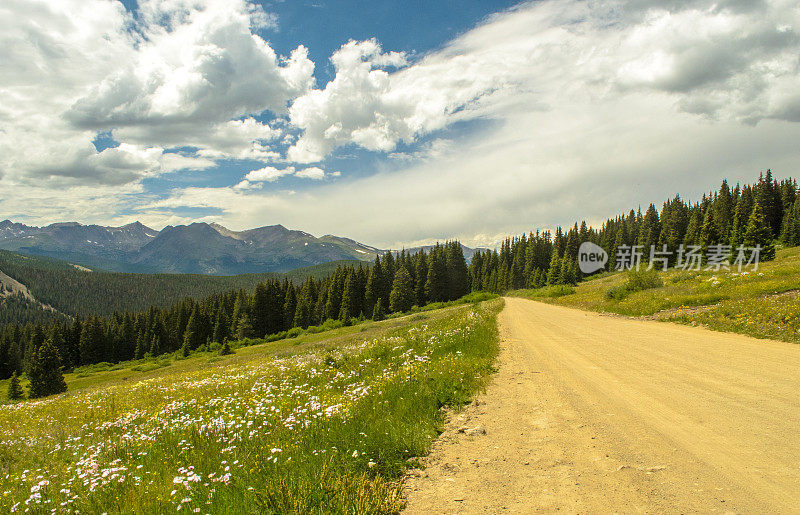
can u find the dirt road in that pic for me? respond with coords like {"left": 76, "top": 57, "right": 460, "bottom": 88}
{"left": 404, "top": 297, "right": 800, "bottom": 513}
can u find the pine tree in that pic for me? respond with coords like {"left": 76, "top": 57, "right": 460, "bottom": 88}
{"left": 28, "top": 339, "right": 67, "bottom": 399}
{"left": 212, "top": 310, "right": 228, "bottom": 343}
{"left": 372, "top": 298, "right": 386, "bottom": 321}
{"left": 293, "top": 280, "right": 315, "bottom": 329}
{"left": 683, "top": 208, "right": 702, "bottom": 245}
{"left": 339, "top": 271, "right": 359, "bottom": 321}
{"left": 699, "top": 208, "right": 720, "bottom": 250}
{"left": 414, "top": 252, "right": 428, "bottom": 306}
{"left": 445, "top": 242, "right": 470, "bottom": 299}
{"left": 230, "top": 290, "right": 248, "bottom": 336}
{"left": 182, "top": 309, "right": 203, "bottom": 351}
{"left": 79, "top": 317, "right": 105, "bottom": 365}
{"left": 149, "top": 335, "right": 160, "bottom": 357}
{"left": 219, "top": 340, "right": 234, "bottom": 356}
{"left": 714, "top": 179, "right": 734, "bottom": 239}
{"left": 546, "top": 252, "right": 561, "bottom": 285}
{"left": 729, "top": 189, "right": 753, "bottom": 248}
{"left": 7, "top": 371, "right": 23, "bottom": 400}
{"left": 425, "top": 249, "right": 448, "bottom": 302}
{"left": 134, "top": 332, "right": 147, "bottom": 360}
{"left": 235, "top": 314, "right": 254, "bottom": 340}
{"left": 389, "top": 266, "right": 416, "bottom": 313}
{"left": 743, "top": 201, "right": 776, "bottom": 261}
{"left": 251, "top": 282, "right": 270, "bottom": 338}
{"left": 282, "top": 284, "right": 297, "bottom": 330}
{"left": 780, "top": 197, "right": 800, "bottom": 247}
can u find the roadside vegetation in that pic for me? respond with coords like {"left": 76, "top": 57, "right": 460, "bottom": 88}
{"left": 0, "top": 299, "right": 502, "bottom": 513}
{"left": 513, "top": 246, "right": 800, "bottom": 344}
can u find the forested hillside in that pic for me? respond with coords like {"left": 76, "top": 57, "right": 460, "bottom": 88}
{"left": 0, "top": 242, "right": 472, "bottom": 379}
{"left": 0, "top": 294, "right": 69, "bottom": 326}
{"left": 471, "top": 170, "right": 795, "bottom": 291}
{"left": 0, "top": 251, "right": 360, "bottom": 317}
{"left": 1, "top": 172, "right": 795, "bottom": 382}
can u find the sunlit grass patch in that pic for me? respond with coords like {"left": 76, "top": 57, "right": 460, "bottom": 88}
{"left": 0, "top": 299, "right": 502, "bottom": 513}
{"left": 511, "top": 246, "right": 800, "bottom": 342}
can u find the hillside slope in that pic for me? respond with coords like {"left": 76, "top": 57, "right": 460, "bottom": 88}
{"left": 0, "top": 301, "right": 501, "bottom": 513}
{"left": 0, "top": 250, "right": 363, "bottom": 318}
{"left": 514, "top": 246, "right": 800, "bottom": 344}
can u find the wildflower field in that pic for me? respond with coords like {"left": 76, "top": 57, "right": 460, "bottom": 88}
{"left": 513, "top": 246, "right": 800, "bottom": 344}
{"left": 0, "top": 299, "right": 502, "bottom": 513}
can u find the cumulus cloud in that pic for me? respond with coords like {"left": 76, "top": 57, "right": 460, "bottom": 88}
{"left": 145, "top": 0, "right": 800, "bottom": 247}
{"left": 294, "top": 167, "right": 326, "bottom": 180}
{"left": 246, "top": 166, "right": 297, "bottom": 183}
{"left": 242, "top": 165, "right": 332, "bottom": 184}
{"left": 0, "top": 0, "right": 311, "bottom": 193}
{"left": 286, "top": 0, "right": 800, "bottom": 163}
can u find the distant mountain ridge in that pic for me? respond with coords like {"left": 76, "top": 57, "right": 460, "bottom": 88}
{"left": 0, "top": 219, "right": 485, "bottom": 275}
{"left": 0, "top": 220, "right": 383, "bottom": 275}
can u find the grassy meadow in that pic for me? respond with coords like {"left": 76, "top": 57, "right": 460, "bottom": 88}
{"left": 513, "top": 246, "right": 800, "bottom": 344}
{"left": 0, "top": 299, "right": 502, "bottom": 513}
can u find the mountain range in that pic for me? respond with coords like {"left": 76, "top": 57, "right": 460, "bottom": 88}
{"left": 0, "top": 220, "right": 482, "bottom": 275}
{"left": 0, "top": 220, "right": 383, "bottom": 274}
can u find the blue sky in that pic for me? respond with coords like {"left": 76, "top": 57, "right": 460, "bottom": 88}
{"left": 2, "top": 0, "right": 800, "bottom": 247}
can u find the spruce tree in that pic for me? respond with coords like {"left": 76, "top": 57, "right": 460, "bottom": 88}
{"left": 251, "top": 283, "right": 270, "bottom": 338}
{"left": 714, "top": 179, "right": 734, "bottom": 239}
{"left": 683, "top": 209, "right": 702, "bottom": 246}
{"left": 7, "top": 371, "right": 23, "bottom": 400}
{"left": 372, "top": 298, "right": 386, "bottom": 321}
{"left": 212, "top": 310, "right": 228, "bottom": 343}
{"left": 182, "top": 309, "right": 203, "bottom": 351}
{"left": 283, "top": 285, "right": 297, "bottom": 330}
{"left": 743, "top": 201, "right": 776, "bottom": 261}
{"left": 149, "top": 336, "right": 160, "bottom": 357}
{"left": 293, "top": 280, "right": 315, "bottom": 329}
{"left": 235, "top": 314, "right": 254, "bottom": 340}
{"left": 339, "top": 271, "right": 359, "bottom": 321}
{"left": 425, "top": 249, "right": 447, "bottom": 302}
{"left": 729, "top": 192, "right": 751, "bottom": 247}
{"left": 414, "top": 252, "right": 428, "bottom": 306}
{"left": 546, "top": 252, "right": 561, "bottom": 285}
{"left": 445, "top": 242, "right": 470, "bottom": 299}
{"left": 389, "top": 266, "right": 416, "bottom": 313}
{"left": 780, "top": 198, "right": 800, "bottom": 247}
{"left": 699, "top": 208, "right": 720, "bottom": 250}
{"left": 28, "top": 339, "right": 67, "bottom": 399}
{"left": 79, "top": 317, "right": 105, "bottom": 365}
{"left": 219, "top": 340, "right": 234, "bottom": 356}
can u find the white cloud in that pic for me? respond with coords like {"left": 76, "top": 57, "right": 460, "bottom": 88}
{"left": 287, "top": 0, "right": 800, "bottom": 163}
{"left": 242, "top": 165, "right": 331, "bottom": 183}
{"left": 294, "top": 167, "right": 326, "bottom": 180}
{"left": 144, "top": 0, "right": 800, "bottom": 247}
{"left": 245, "top": 166, "right": 296, "bottom": 182}
{"left": 0, "top": 0, "right": 311, "bottom": 193}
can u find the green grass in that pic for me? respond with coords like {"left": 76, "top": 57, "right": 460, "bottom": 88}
{"left": 512, "top": 246, "right": 800, "bottom": 344}
{"left": 0, "top": 299, "right": 502, "bottom": 513}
